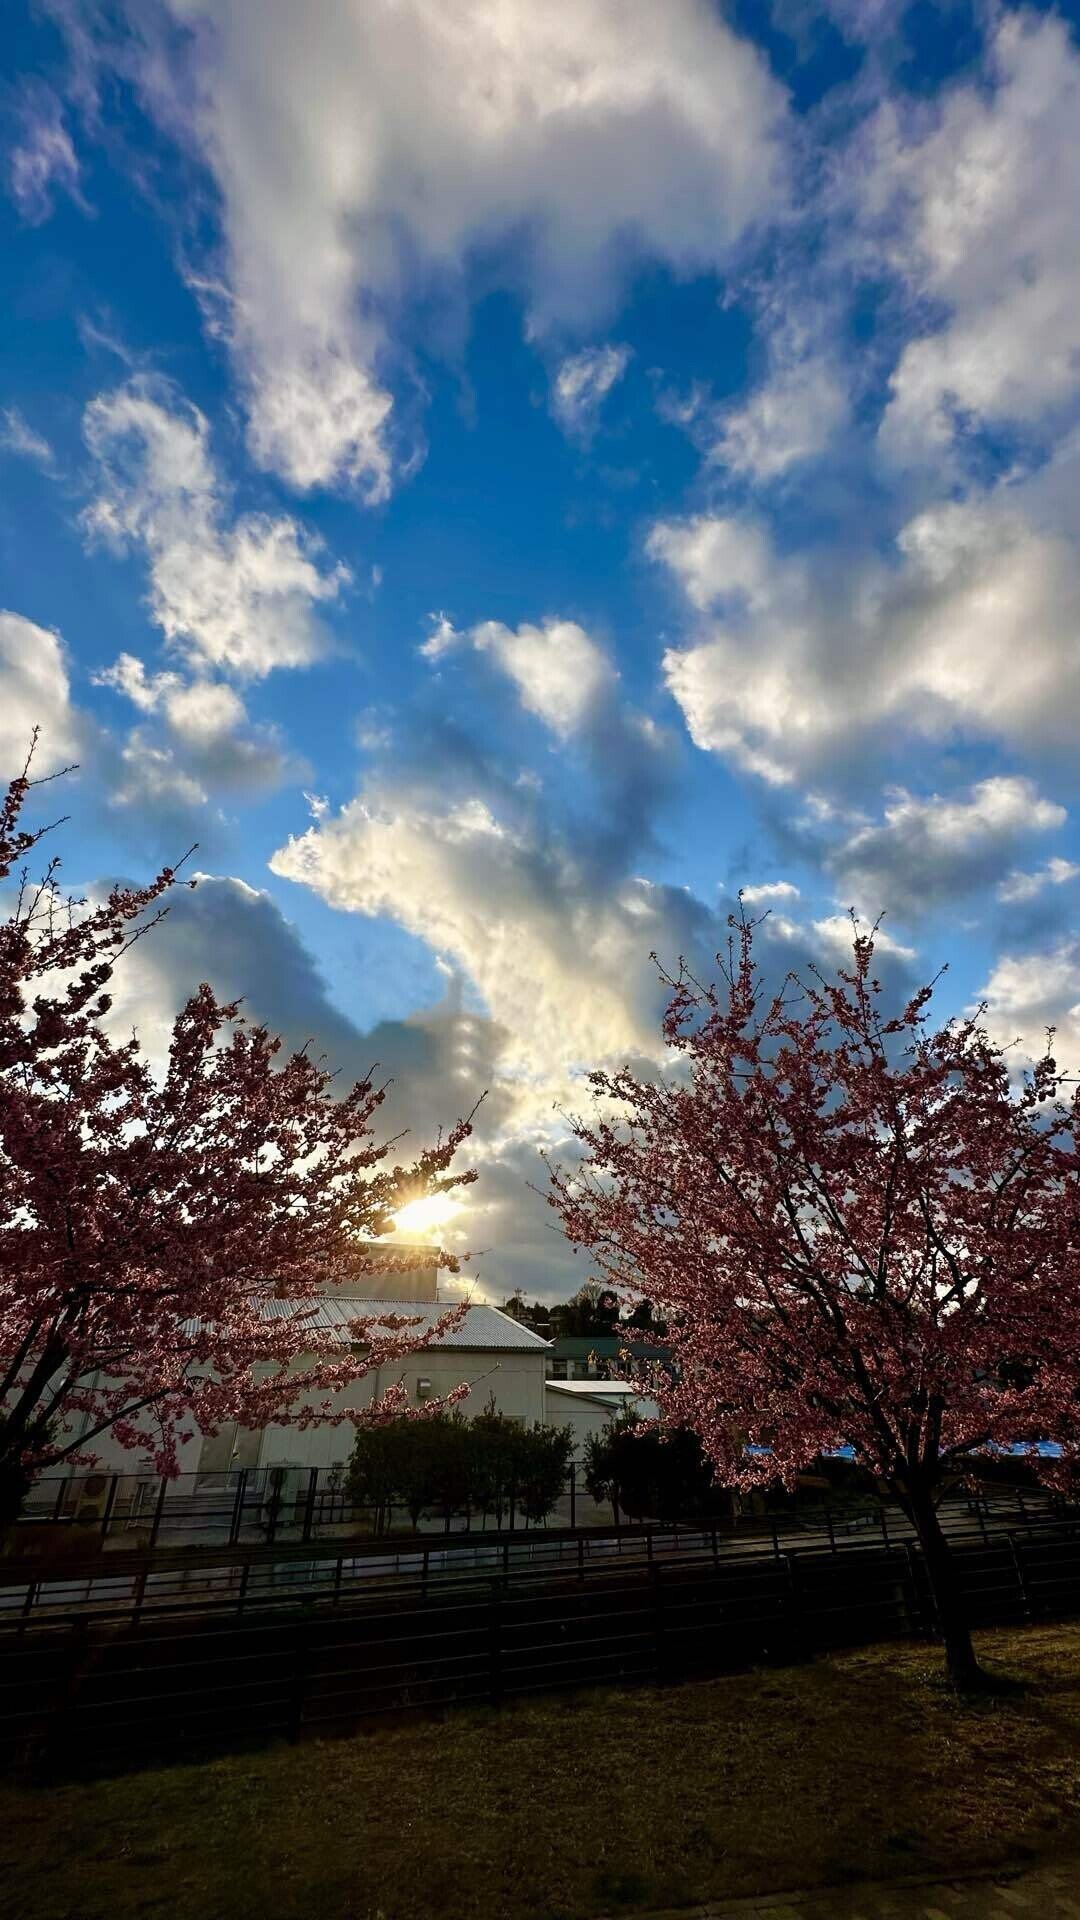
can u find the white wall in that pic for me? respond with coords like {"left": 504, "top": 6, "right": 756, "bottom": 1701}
{"left": 258, "top": 1348, "right": 548, "bottom": 1471}
{"left": 543, "top": 1386, "right": 657, "bottom": 1458}
{"left": 45, "top": 1345, "right": 548, "bottom": 1482}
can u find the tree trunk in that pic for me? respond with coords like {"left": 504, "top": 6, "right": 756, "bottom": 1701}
{"left": 909, "top": 1492, "right": 984, "bottom": 1689}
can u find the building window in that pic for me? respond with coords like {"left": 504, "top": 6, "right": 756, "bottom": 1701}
{"left": 547, "top": 1359, "right": 568, "bottom": 1379}
{"left": 416, "top": 1376, "right": 433, "bottom": 1403}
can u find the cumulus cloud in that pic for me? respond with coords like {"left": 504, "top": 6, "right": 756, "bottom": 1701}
{"left": 827, "top": 778, "right": 1067, "bottom": 921}
{"left": 865, "top": 13, "right": 1080, "bottom": 462}
{"left": 93, "top": 650, "right": 292, "bottom": 794}
{"left": 6, "top": 84, "right": 85, "bottom": 225}
{"left": 997, "top": 857, "right": 1080, "bottom": 907}
{"left": 551, "top": 344, "right": 630, "bottom": 440}
{"left": 0, "top": 613, "right": 78, "bottom": 775}
{"left": 269, "top": 759, "right": 917, "bottom": 1128}
{"left": 976, "top": 941, "right": 1080, "bottom": 1078}
{"left": 270, "top": 786, "right": 682, "bottom": 1094}
{"left": 467, "top": 618, "right": 618, "bottom": 740}
{"left": 0, "top": 407, "right": 55, "bottom": 470}
{"left": 711, "top": 356, "right": 847, "bottom": 482}
{"left": 739, "top": 881, "right": 800, "bottom": 906}
{"left": 122, "top": 0, "right": 787, "bottom": 497}
{"left": 94, "top": 866, "right": 599, "bottom": 1296}
{"left": 81, "top": 377, "right": 348, "bottom": 678}
{"left": 652, "top": 481, "right": 1080, "bottom": 783}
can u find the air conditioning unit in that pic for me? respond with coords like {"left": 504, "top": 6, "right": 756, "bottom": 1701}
{"left": 74, "top": 1473, "right": 111, "bottom": 1524}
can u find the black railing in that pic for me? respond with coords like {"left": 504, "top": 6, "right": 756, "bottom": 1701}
{"left": 13, "top": 1462, "right": 620, "bottom": 1549}
{"left": 4, "top": 1516, "right": 1080, "bottom": 1778}
{"left": 2, "top": 1488, "right": 1074, "bottom": 1632}
{"left": 14, "top": 1466, "right": 1066, "bottom": 1557}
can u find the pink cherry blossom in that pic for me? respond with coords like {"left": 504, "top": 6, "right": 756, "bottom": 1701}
{"left": 549, "top": 912, "right": 1080, "bottom": 1686}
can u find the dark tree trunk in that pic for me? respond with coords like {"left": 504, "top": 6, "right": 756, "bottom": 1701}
{"left": 908, "top": 1491, "right": 984, "bottom": 1689}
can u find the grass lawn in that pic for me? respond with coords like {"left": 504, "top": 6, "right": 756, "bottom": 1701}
{"left": 4, "top": 1624, "right": 1080, "bottom": 1920}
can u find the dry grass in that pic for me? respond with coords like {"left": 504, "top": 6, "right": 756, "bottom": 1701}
{"left": 4, "top": 1624, "right": 1080, "bottom": 1920}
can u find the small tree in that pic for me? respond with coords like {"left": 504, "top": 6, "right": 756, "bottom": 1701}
{"left": 515, "top": 1420, "right": 575, "bottom": 1524}
{"left": 345, "top": 1408, "right": 573, "bottom": 1531}
{"left": 550, "top": 916, "right": 1080, "bottom": 1688}
{"left": 584, "top": 1412, "right": 719, "bottom": 1523}
{"left": 0, "top": 751, "right": 477, "bottom": 1522}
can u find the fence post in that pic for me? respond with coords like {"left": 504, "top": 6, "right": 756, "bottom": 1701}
{"left": 302, "top": 1469, "right": 318, "bottom": 1544}
{"left": 266, "top": 1469, "right": 283, "bottom": 1545}
{"left": 52, "top": 1478, "right": 67, "bottom": 1522}
{"left": 489, "top": 1578, "right": 503, "bottom": 1706}
{"left": 902, "top": 1542, "right": 926, "bottom": 1637}
{"left": 771, "top": 1517, "right": 780, "bottom": 1561}
{"left": 229, "top": 1469, "right": 247, "bottom": 1545}
{"left": 1008, "top": 1531, "right": 1031, "bottom": 1622}
{"left": 148, "top": 1476, "right": 168, "bottom": 1550}
{"left": 289, "top": 1612, "right": 311, "bottom": 1743}
{"left": 100, "top": 1475, "right": 119, "bottom": 1540}
{"left": 651, "top": 1561, "right": 665, "bottom": 1678}
{"left": 569, "top": 1464, "right": 576, "bottom": 1530}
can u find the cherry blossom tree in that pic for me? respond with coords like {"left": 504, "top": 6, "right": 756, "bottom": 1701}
{"left": 0, "top": 747, "right": 476, "bottom": 1523}
{"left": 549, "top": 915, "right": 1080, "bottom": 1688}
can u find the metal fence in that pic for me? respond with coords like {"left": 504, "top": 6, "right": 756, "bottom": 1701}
{"left": 4, "top": 1516, "right": 1080, "bottom": 1778}
{"left": 4, "top": 1486, "right": 1070, "bottom": 1629}
{"left": 15, "top": 1465, "right": 1067, "bottom": 1556}
{"left": 15, "top": 1461, "right": 622, "bottom": 1550}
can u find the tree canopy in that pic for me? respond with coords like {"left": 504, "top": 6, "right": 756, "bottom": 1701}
{"left": 550, "top": 915, "right": 1080, "bottom": 1685}
{"left": 0, "top": 749, "right": 476, "bottom": 1519}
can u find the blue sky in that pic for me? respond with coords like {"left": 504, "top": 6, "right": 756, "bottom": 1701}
{"left": 3, "top": 0, "right": 1080, "bottom": 1298}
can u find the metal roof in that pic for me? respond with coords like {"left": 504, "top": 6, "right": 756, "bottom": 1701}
{"left": 545, "top": 1380, "right": 646, "bottom": 1396}
{"left": 261, "top": 1297, "right": 551, "bottom": 1352}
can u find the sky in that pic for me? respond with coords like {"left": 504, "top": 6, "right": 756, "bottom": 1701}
{"left": 3, "top": 0, "right": 1080, "bottom": 1302}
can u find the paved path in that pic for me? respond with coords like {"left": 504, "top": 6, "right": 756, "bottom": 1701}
{"left": 637, "top": 1855, "right": 1080, "bottom": 1919}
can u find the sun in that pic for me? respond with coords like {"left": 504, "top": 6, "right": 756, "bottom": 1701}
{"left": 390, "top": 1191, "right": 465, "bottom": 1239}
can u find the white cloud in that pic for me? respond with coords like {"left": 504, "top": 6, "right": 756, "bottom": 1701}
{"left": 82, "top": 378, "right": 348, "bottom": 678}
{"left": 653, "top": 483, "right": 1080, "bottom": 782}
{"left": 93, "top": 649, "right": 292, "bottom": 797}
{"left": 802, "top": 914, "right": 915, "bottom": 966}
{"left": 421, "top": 612, "right": 619, "bottom": 738}
{"left": 0, "top": 613, "right": 77, "bottom": 775}
{"left": 109, "top": 735, "right": 207, "bottom": 812}
{"left": 711, "top": 357, "right": 847, "bottom": 481}
{"left": 739, "top": 881, "right": 800, "bottom": 905}
{"left": 136, "top": 0, "right": 786, "bottom": 497}
{"left": 869, "top": 14, "right": 1080, "bottom": 461}
{"left": 6, "top": 85, "right": 84, "bottom": 225}
{"left": 829, "top": 778, "right": 1066, "bottom": 920}
{"left": 419, "top": 614, "right": 463, "bottom": 662}
{"left": 647, "top": 515, "right": 779, "bottom": 614}
{"left": 270, "top": 783, "right": 707, "bottom": 1105}
{"left": 469, "top": 619, "right": 618, "bottom": 738}
{"left": 95, "top": 653, "right": 244, "bottom": 741}
{"left": 997, "top": 857, "right": 1080, "bottom": 906}
{"left": 0, "top": 407, "right": 55, "bottom": 470}
{"left": 551, "top": 344, "right": 630, "bottom": 439}
{"left": 976, "top": 941, "right": 1080, "bottom": 1077}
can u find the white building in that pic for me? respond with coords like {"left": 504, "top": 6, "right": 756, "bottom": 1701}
{"left": 55, "top": 1246, "right": 552, "bottom": 1479}
{"left": 543, "top": 1380, "right": 658, "bottom": 1457}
